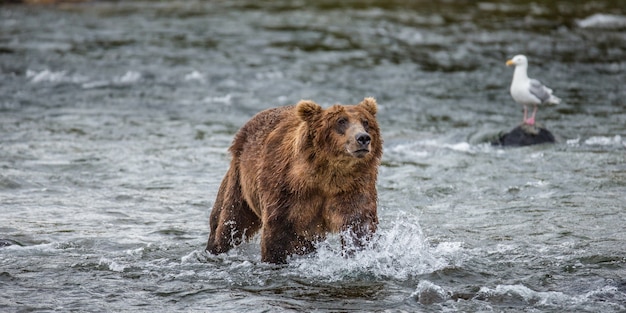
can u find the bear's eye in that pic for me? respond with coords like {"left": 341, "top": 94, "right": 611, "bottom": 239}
{"left": 335, "top": 117, "right": 348, "bottom": 134}
{"left": 362, "top": 119, "right": 369, "bottom": 131}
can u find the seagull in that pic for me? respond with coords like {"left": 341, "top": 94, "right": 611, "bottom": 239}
{"left": 506, "top": 54, "right": 561, "bottom": 125}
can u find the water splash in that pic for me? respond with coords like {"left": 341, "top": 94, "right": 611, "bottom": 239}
{"left": 289, "top": 212, "right": 452, "bottom": 282}
{"left": 411, "top": 280, "right": 450, "bottom": 304}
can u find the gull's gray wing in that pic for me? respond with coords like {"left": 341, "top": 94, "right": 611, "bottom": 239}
{"left": 529, "top": 79, "right": 552, "bottom": 102}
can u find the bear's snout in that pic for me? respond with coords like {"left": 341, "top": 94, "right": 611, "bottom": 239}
{"left": 356, "top": 133, "right": 371, "bottom": 147}
{"left": 350, "top": 132, "right": 371, "bottom": 158}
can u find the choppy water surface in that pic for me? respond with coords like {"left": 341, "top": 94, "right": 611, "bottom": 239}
{"left": 1, "top": 1, "right": 625, "bottom": 312}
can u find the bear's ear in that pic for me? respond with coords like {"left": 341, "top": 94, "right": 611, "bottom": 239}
{"left": 296, "top": 100, "right": 322, "bottom": 123}
{"left": 359, "top": 97, "right": 377, "bottom": 116}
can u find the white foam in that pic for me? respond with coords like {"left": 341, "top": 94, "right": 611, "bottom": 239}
{"left": 27, "top": 69, "right": 66, "bottom": 82}
{"left": 525, "top": 179, "right": 549, "bottom": 187}
{"left": 125, "top": 246, "right": 147, "bottom": 258}
{"left": 584, "top": 135, "right": 622, "bottom": 146}
{"left": 114, "top": 71, "right": 142, "bottom": 84}
{"left": 26, "top": 69, "right": 88, "bottom": 84}
{"left": 255, "top": 70, "right": 284, "bottom": 80}
{"left": 411, "top": 280, "right": 450, "bottom": 304}
{"left": 566, "top": 137, "right": 581, "bottom": 146}
{"left": 181, "top": 249, "right": 203, "bottom": 264}
{"left": 389, "top": 142, "right": 430, "bottom": 158}
{"left": 577, "top": 14, "right": 626, "bottom": 29}
{"left": 388, "top": 139, "right": 476, "bottom": 159}
{"left": 81, "top": 80, "right": 110, "bottom": 89}
{"left": 477, "top": 284, "right": 570, "bottom": 306}
{"left": 443, "top": 142, "right": 472, "bottom": 153}
{"left": 184, "top": 70, "right": 206, "bottom": 82}
{"left": 1, "top": 242, "right": 57, "bottom": 252}
{"left": 582, "top": 285, "right": 620, "bottom": 301}
{"left": 99, "top": 257, "right": 126, "bottom": 272}
{"left": 203, "top": 94, "right": 232, "bottom": 104}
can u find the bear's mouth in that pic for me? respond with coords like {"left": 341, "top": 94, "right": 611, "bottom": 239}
{"left": 352, "top": 148, "right": 370, "bottom": 158}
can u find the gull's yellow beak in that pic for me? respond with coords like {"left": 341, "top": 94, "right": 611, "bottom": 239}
{"left": 506, "top": 59, "right": 515, "bottom": 66}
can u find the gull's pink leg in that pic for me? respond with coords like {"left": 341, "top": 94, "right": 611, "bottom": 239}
{"left": 525, "top": 105, "right": 537, "bottom": 125}
{"left": 522, "top": 105, "right": 528, "bottom": 124}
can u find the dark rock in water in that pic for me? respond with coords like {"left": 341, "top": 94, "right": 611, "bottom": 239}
{"left": 0, "top": 239, "right": 22, "bottom": 248}
{"left": 493, "top": 124, "right": 555, "bottom": 147}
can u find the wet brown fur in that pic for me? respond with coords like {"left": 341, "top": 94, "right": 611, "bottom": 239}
{"left": 206, "top": 97, "right": 382, "bottom": 263}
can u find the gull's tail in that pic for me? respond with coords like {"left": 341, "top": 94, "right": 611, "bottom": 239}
{"left": 546, "top": 93, "right": 561, "bottom": 105}
{"left": 544, "top": 86, "right": 561, "bottom": 105}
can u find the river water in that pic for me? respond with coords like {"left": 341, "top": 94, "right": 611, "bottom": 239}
{"left": 1, "top": 1, "right": 625, "bottom": 312}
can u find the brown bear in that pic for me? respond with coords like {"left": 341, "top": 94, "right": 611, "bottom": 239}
{"left": 206, "top": 97, "right": 383, "bottom": 264}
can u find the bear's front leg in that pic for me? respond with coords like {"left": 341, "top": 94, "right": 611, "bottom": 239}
{"left": 323, "top": 191, "right": 378, "bottom": 257}
{"left": 340, "top": 218, "right": 377, "bottom": 257}
{"left": 335, "top": 194, "right": 378, "bottom": 257}
{"left": 260, "top": 221, "right": 295, "bottom": 264}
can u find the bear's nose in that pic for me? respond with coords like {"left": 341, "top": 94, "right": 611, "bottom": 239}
{"left": 356, "top": 133, "right": 371, "bottom": 147}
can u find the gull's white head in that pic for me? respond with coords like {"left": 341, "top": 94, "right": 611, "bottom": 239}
{"left": 506, "top": 54, "right": 528, "bottom": 67}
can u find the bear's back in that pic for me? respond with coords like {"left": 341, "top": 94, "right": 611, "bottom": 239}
{"left": 229, "top": 106, "right": 295, "bottom": 158}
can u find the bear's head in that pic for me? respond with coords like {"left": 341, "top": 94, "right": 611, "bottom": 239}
{"left": 296, "top": 97, "right": 382, "bottom": 165}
